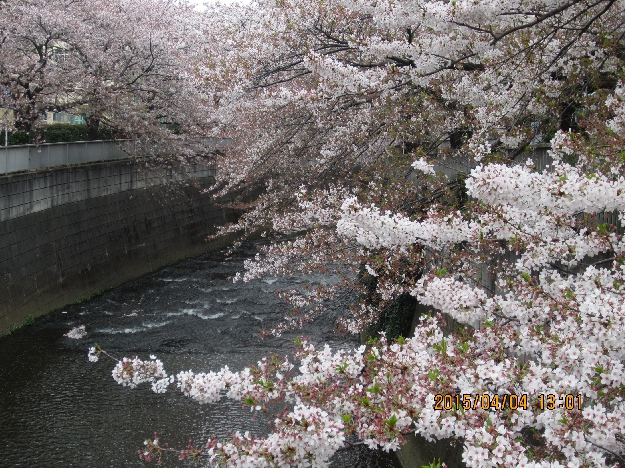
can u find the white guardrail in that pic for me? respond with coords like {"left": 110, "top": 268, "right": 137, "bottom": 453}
{"left": 0, "top": 140, "right": 137, "bottom": 175}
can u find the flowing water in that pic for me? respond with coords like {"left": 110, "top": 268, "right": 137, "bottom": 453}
{"left": 0, "top": 243, "right": 401, "bottom": 467}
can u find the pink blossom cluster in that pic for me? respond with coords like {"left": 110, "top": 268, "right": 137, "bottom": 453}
{"left": 111, "top": 355, "right": 170, "bottom": 393}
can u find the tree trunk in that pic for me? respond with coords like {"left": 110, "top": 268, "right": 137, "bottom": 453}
{"left": 13, "top": 101, "right": 39, "bottom": 134}
{"left": 86, "top": 116, "right": 100, "bottom": 140}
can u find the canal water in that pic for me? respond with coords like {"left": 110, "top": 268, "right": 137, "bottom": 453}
{"left": 0, "top": 243, "right": 401, "bottom": 467}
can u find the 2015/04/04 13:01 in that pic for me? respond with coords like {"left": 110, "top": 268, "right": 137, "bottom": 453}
{"left": 433, "top": 394, "right": 584, "bottom": 411}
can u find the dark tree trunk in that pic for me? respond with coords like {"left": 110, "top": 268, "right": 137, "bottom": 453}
{"left": 560, "top": 101, "right": 579, "bottom": 132}
{"left": 449, "top": 128, "right": 473, "bottom": 149}
{"left": 13, "top": 102, "right": 39, "bottom": 134}
{"left": 86, "top": 116, "right": 100, "bottom": 140}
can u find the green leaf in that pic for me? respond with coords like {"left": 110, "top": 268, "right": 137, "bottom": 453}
{"left": 384, "top": 414, "right": 398, "bottom": 429}
{"left": 259, "top": 379, "right": 274, "bottom": 390}
{"left": 367, "top": 381, "right": 381, "bottom": 394}
{"left": 423, "top": 458, "right": 442, "bottom": 468}
{"left": 433, "top": 338, "right": 448, "bottom": 356}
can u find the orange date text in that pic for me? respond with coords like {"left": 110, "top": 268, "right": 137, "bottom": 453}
{"left": 433, "top": 393, "right": 528, "bottom": 411}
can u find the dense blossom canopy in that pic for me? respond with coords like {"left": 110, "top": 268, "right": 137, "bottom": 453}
{"left": 71, "top": 0, "right": 625, "bottom": 465}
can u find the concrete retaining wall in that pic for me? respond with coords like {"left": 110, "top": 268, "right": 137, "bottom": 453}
{"left": 395, "top": 433, "right": 464, "bottom": 468}
{"left": 0, "top": 160, "right": 238, "bottom": 335}
{"left": 391, "top": 303, "right": 467, "bottom": 468}
{"left": 432, "top": 144, "right": 552, "bottom": 179}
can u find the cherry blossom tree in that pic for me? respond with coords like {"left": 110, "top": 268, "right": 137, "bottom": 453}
{"left": 90, "top": 0, "right": 625, "bottom": 466}
{"left": 0, "top": 0, "right": 84, "bottom": 132}
{"left": 0, "top": 0, "right": 214, "bottom": 155}
{"left": 68, "top": 0, "right": 214, "bottom": 153}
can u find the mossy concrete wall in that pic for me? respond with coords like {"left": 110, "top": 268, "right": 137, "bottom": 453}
{"left": 0, "top": 160, "right": 238, "bottom": 335}
{"left": 392, "top": 302, "right": 468, "bottom": 468}
{"left": 395, "top": 433, "right": 464, "bottom": 468}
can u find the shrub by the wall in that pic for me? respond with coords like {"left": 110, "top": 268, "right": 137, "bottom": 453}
{"left": 7, "top": 131, "right": 32, "bottom": 145}
{"left": 7, "top": 124, "right": 117, "bottom": 145}
{"left": 42, "top": 123, "right": 90, "bottom": 143}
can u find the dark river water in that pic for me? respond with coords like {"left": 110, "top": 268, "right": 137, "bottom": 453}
{"left": 0, "top": 243, "right": 401, "bottom": 467}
